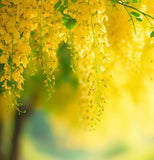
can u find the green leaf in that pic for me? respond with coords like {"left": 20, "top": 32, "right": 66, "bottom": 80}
{"left": 61, "top": 17, "right": 69, "bottom": 23}
{"left": 54, "top": 0, "right": 62, "bottom": 10}
{"left": 124, "top": 1, "right": 129, "bottom": 4}
{"left": 136, "top": 17, "right": 142, "bottom": 22}
{"left": 10, "top": 2, "right": 14, "bottom": 5}
{"left": 131, "top": 11, "right": 140, "bottom": 17}
{"left": 20, "top": 32, "right": 24, "bottom": 39}
{"left": 0, "top": 49, "right": 2, "bottom": 56}
{"left": 111, "top": 0, "right": 117, "bottom": 4}
{"left": 30, "top": 31, "right": 35, "bottom": 37}
{"left": 0, "top": 4, "right": 6, "bottom": 8}
{"left": 54, "top": 0, "right": 76, "bottom": 30}
{"left": 150, "top": 31, "right": 154, "bottom": 38}
{"left": 63, "top": 0, "right": 68, "bottom": 7}
{"left": 63, "top": 18, "right": 77, "bottom": 30}
{"left": 63, "top": 14, "right": 72, "bottom": 18}
{"left": 71, "top": 0, "right": 77, "bottom": 3}
{"left": 59, "top": 5, "right": 67, "bottom": 14}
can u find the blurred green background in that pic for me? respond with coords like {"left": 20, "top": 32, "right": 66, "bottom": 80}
{"left": 0, "top": 42, "right": 154, "bottom": 160}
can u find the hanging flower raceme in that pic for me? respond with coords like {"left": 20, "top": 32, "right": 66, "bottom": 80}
{"left": 0, "top": 0, "right": 38, "bottom": 109}
{"left": 61, "top": 0, "right": 110, "bottom": 130}
{"left": 29, "top": 0, "right": 69, "bottom": 95}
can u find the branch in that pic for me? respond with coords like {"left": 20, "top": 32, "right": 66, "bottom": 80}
{"left": 117, "top": 1, "right": 154, "bottom": 20}
{"left": 123, "top": 5, "right": 136, "bottom": 34}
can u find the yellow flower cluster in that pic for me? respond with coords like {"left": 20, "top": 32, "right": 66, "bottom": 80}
{"left": 0, "top": 0, "right": 38, "bottom": 108}
{"left": 105, "top": 1, "right": 150, "bottom": 73}
{"left": 0, "top": 0, "right": 153, "bottom": 128}
{"left": 66, "top": 0, "right": 109, "bottom": 129}
{"left": 0, "top": 0, "right": 67, "bottom": 108}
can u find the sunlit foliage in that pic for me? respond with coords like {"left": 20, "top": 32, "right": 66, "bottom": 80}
{"left": 0, "top": 0, "right": 154, "bottom": 129}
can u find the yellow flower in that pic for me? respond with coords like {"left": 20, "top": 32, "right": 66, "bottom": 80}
{"left": 0, "top": 54, "right": 9, "bottom": 64}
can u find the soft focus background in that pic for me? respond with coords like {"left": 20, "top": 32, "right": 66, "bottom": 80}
{"left": 0, "top": 1, "right": 154, "bottom": 160}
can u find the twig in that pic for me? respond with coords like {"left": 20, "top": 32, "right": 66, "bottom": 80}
{"left": 117, "top": 1, "right": 154, "bottom": 20}
{"left": 124, "top": 5, "right": 136, "bottom": 34}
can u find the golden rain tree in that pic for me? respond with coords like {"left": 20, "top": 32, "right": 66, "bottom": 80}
{"left": 0, "top": 0, "right": 154, "bottom": 131}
